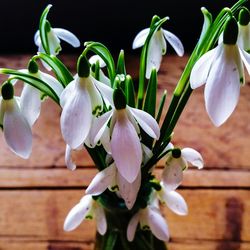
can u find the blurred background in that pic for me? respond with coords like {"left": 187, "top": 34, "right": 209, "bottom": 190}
{"left": 0, "top": 0, "right": 248, "bottom": 54}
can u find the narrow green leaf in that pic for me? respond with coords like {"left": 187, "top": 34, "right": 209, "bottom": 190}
{"left": 143, "top": 68, "right": 157, "bottom": 117}
{"left": 125, "top": 75, "right": 136, "bottom": 108}
{"left": 116, "top": 49, "right": 126, "bottom": 75}
{"left": 39, "top": 4, "right": 52, "bottom": 54}
{"left": 156, "top": 90, "right": 167, "bottom": 123}
{"left": 198, "top": 7, "right": 213, "bottom": 45}
{"left": 37, "top": 53, "right": 74, "bottom": 86}
{"left": 0, "top": 68, "right": 59, "bottom": 104}
{"left": 84, "top": 42, "right": 116, "bottom": 85}
{"left": 103, "top": 231, "right": 118, "bottom": 250}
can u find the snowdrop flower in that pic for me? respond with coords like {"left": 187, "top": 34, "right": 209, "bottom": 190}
{"left": 157, "top": 182, "right": 188, "bottom": 216}
{"left": 127, "top": 204, "right": 169, "bottom": 242}
{"left": 17, "top": 60, "right": 64, "bottom": 126}
{"left": 162, "top": 144, "right": 203, "bottom": 191}
{"left": 34, "top": 22, "right": 80, "bottom": 55}
{"left": 86, "top": 163, "right": 141, "bottom": 209}
{"left": 64, "top": 194, "right": 107, "bottom": 235}
{"left": 190, "top": 17, "right": 250, "bottom": 126}
{"left": 133, "top": 17, "right": 184, "bottom": 78}
{"left": 238, "top": 8, "right": 250, "bottom": 52}
{"left": 60, "top": 55, "right": 113, "bottom": 149}
{"left": 0, "top": 83, "right": 32, "bottom": 158}
{"left": 89, "top": 88, "right": 160, "bottom": 183}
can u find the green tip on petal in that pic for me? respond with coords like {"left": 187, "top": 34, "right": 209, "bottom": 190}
{"left": 77, "top": 55, "right": 90, "bottom": 78}
{"left": 172, "top": 148, "right": 181, "bottom": 159}
{"left": 113, "top": 88, "right": 126, "bottom": 110}
{"left": 239, "top": 7, "right": 250, "bottom": 26}
{"left": 1, "top": 82, "right": 14, "bottom": 100}
{"left": 45, "top": 20, "right": 51, "bottom": 33}
{"left": 223, "top": 17, "right": 238, "bottom": 45}
{"left": 28, "top": 60, "right": 39, "bottom": 74}
{"left": 150, "top": 180, "right": 162, "bottom": 191}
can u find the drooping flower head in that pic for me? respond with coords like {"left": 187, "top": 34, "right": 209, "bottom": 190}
{"left": 89, "top": 88, "right": 160, "bottom": 183}
{"left": 190, "top": 17, "right": 250, "bottom": 126}
{"left": 0, "top": 82, "right": 32, "bottom": 158}
{"left": 133, "top": 16, "right": 184, "bottom": 78}
{"left": 60, "top": 55, "right": 113, "bottom": 149}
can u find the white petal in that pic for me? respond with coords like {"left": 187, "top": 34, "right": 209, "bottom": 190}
{"left": 127, "top": 212, "right": 140, "bottom": 242}
{"left": 89, "top": 55, "right": 106, "bottom": 67}
{"left": 91, "top": 76, "right": 114, "bottom": 106}
{"left": 100, "top": 126, "right": 111, "bottom": 154}
{"left": 20, "top": 84, "right": 41, "bottom": 127}
{"left": 94, "top": 205, "right": 107, "bottom": 235}
{"left": 162, "top": 142, "right": 174, "bottom": 154}
{"left": 130, "top": 107, "right": 160, "bottom": 139}
{"left": 132, "top": 28, "right": 150, "bottom": 49}
{"left": 162, "top": 158, "right": 184, "bottom": 191}
{"left": 239, "top": 48, "right": 250, "bottom": 75}
{"left": 89, "top": 110, "right": 112, "bottom": 146}
{"left": 181, "top": 148, "right": 203, "bottom": 169}
{"left": 99, "top": 69, "right": 111, "bottom": 86}
{"left": 205, "top": 45, "right": 241, "bottom": 126}
{"left": 3, "top": 99, "right": 32, "bottom": 159}
{"left": 117, "top": 171, "right": 141, "bottom": 210}
{"left": 86, "top": 165, "right": 116, "bottom": 196}
{"left": 111, "top": 110, "right": 142, "bottom": 183}
{"left": 65, "top": 144, "right": 76, "bottom": 171}
{"left": 160, "top": 188, "right": 188, "bottom": 215}
{"left": 146, "top": 31, "right": 163, "bottom": 79}
{"left": 190, "top": 46, "right": 218, "bottom": 89}
{"left": 147, "top": 207, "right": 169, "bottom": 241}
{"left": 48, "top": 30, "right": 61, "bottom": 55}
{"left": 39, "top": 71, "right": 64, "bottom": 97}
{"left": 53, "top": 28, "right": 80, "bottom": 48}
{"left": 162, "top": 29, "right": 184, "bottom": 56}
{"left": 63, "top": 195, "right": 92, "bottom": 231}
{"left": 238, "top": 23, "right": 250, "bottom": 52}
{"left": 34, "top": 30, "right": 40, "bottom": 46}
{"left": 60, "top": 79, "right": 76, "bottom": 108}
{"left": 142, "top": 144, "right": 153, "bottom": 164}
{"left": 60, "top": 82, "right": 92, "bottom": 149}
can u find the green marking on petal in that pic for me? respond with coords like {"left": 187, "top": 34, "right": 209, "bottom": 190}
{"left": 85, "top": 215, "right": 93, "bottom": 220}
{"left": 142, "top": 225, "right": 150, "bottom": 230}
{"left": 110, "top": 185, "right": 119, "bottom": 192}
{"left": 92, "top": 105, "right": 102, "bottom": 116}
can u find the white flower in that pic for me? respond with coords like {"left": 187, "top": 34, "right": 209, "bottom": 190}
{"left": 34, "top": 27, "right": 80, "bottom": 55}
{"left": 127, "top": 205, "right": 169, "bottom": 242}
{"left": 17, "top": 68, "right": 63, "bottom": 126}
{"left": 157, "top": 182, "right": 188, "bottom": 216}
{"left": 86, "top": 163, "right": 141, "bottom": 210}
{"left": 60, "top": 74, "right": 113, "bottom": 149}
{"left": 162, "top": 144, "right": 203, "bottom": 191}
{"left": 0, "top": 84, "right": 32, "bottom": 158}
{"left": 133, "top": 23, "right": 184, "bottom": 78}
{"left": 64, "top": 194, "right": 107, "bottom": 235}
{"left": 190, "top": 17, "right": 250, "bottom": 127}
{"left": 89, "top": 103, "right": 160, "bottom": 183}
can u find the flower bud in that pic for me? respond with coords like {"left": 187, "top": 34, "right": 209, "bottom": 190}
{"left": 239, "top": 7, "right": 250, "bottom": 26}
{"left": 223, "top": 17, "right": 238, "bottom": 45}
{"left": 113, "top": 88, "right": 126, "bottom": 110}
{"left": 77, "top": 55, "right": 90, "bottom": 78}
{"left": 28, "top": 60, "right": 39, "bottom": 74}
{"left": 1, "top": 82, "right": 14, "bottom": 100}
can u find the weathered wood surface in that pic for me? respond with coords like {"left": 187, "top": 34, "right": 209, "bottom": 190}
{"left": 0, "top": 55, "right": 249, "bottom": 250}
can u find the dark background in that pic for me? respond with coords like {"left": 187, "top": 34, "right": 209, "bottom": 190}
{"left": 0, "top": 0, "right": 249, "bottom": 55}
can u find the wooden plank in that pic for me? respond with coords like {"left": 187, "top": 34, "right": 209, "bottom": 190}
{"left": 0, "top": 238, "right": 250, "bottom": 250}
{"left": 0, "top": 190, "right": 249, "bottom": 242}
{"left": 0, "top": 55, "right": 250, "bottom": 169}
{"left": 0, "top": 169, "right": 249, "bottom": 188}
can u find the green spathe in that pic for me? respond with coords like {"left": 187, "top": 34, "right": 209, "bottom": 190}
{"left": 223, "top": 17, "right": 238, "bottom": 44}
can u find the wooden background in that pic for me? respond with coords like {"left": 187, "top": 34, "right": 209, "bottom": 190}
{"left": 0, "top": 55, "right": 249, "bottom": 250}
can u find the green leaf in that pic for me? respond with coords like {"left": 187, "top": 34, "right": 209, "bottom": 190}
{"left": 37, "top": 53, "right": 74, "bottom": 86}
{"left": 84, "top": 42, "right": 116, "bottom": 85}
{"left": 198, "top": 7, "right": 213, "bottom": 45}
{"left": 0, "top": 68, "right": 59, "bottom": 104}
{"left": 156, "top": 90, "right": 167, "bottom": 123}
{"left": 143, "top": 68, "right": 157, "bottom": 117}
{"left": 103, "top": 231, "right": 118, "bottom": 250}
{"left": 39, "top": 4, "right": 52, "bottom": 54}
{"left": 125, "top": 75, "right": 136, "bottom": 108}
{"left": 116, "top": 49, "right": 126, "bottom": 75}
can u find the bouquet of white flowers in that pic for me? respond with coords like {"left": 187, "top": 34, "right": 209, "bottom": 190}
{"left": 0, "top": 0, "right": 249, "bottom": 249}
